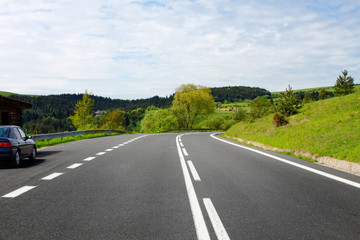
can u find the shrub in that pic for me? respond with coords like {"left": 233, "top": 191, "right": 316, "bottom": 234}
{"left": 249, "top": 96, "right": 273, "bottom": 119}
{"left": 231, "top": 107, "right": 248, "bottom": 121}
{"left": 273, "top": 112, "right": 288, "bottom": 127}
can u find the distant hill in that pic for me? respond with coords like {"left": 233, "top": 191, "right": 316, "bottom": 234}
{"left": 1, "top": 86, "right": 270, "bottom": 134}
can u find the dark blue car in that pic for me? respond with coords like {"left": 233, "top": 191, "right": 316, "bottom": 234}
{"left": 0, "top": 125, "right": 36, "bottom": 167}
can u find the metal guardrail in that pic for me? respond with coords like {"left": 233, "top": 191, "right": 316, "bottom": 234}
{"left": 161, "top": 128, "right": 226, "bottom": 133}
{"left": 30, "top": 128, "right": 223, "bottom": 141}
{"left": 30, "top": 129, "right": 125, "bottom": 141}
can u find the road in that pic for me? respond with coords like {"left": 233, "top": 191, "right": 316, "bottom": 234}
{"left": 0, "top": 133, "right": 359, "bottom": 239}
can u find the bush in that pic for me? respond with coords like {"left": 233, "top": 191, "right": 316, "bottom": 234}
{"left": 249, "top": 96, "right": 273, "bottom": 119}
{"left": 231, "top": 107, "right": 248, "bottom": 121}
{"left": 273, "top": 112, "right": 288, "bottom": 127}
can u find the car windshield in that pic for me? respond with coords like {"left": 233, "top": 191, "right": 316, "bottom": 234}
{"left": 0, "top": 127, "right": 10, "bottom": 138}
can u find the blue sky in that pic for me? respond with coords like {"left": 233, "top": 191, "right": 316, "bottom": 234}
{"left": 0, "top": 0, "right": 359, "bottom": 99}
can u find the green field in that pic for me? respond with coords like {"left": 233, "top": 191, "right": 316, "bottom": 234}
{"left": 225, "top": 86, "right": 360, "bottom": 163}
{"left": 0, "top": 91, "right": 18, "bottom": 97}
{"left": 0, "top": 91, "right": 38, "bottom": 97}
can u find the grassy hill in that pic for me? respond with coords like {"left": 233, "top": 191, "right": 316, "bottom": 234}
{"left": 0, "top": 91, "right": 20, "bottom": 97}
{"left": 225, "top": 86, "right": 360, "bottom": 163}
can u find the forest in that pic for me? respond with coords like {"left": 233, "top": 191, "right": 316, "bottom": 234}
{"left": 8, "top": 86, "right": 270, "bottom": 134}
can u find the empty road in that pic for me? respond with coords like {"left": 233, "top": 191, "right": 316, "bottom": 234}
{"left": 1, "top": 133, "right": 359, "bottom": 239}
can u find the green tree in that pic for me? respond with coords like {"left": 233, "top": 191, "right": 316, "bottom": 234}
{"left": 334, "top": 70, "right": 355, "bottom": 95}
{"left": 69, "top": 90, "right": 95, "bottom": 130}
{"left": 140, "top": 109, "right": 177, "bottom": 132}
{"left": 101, "top": 109, "right": 124, "bottom": 130}
{"left": 276, "top": 85, "right": 302, "bottom": 117}
{"left": 171, "top": 84, "right": 216, "bottom": 128}
{"left": 302, "top": 91, "right": 312, "bottom": 104}
{"left": 318, "top": 88, "right": 328, "bottom": 100}
{"left": 231, "top": 107, "right": 248, "bottom": 121}
{"left": 249, "top": 96, "right": 273, "bottom": 119}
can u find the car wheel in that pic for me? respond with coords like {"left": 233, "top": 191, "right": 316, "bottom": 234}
{"left": 29, "top": 147, "right": 37, "bottom": 161}
{"left": 14, "top": 151, "right": 21, "bottom": 167}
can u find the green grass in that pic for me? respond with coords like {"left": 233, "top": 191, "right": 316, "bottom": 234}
{"left": 225, "top": 86, "right": 360, "bottom": 163}
{"left": 0, "top": 91, "right": 39, "bottom": 97}
{"left": 35, "top": 132, "right": 123, "bottom": 149}
{"left": 0, "top": 91, "right": 19, "bottom": 97}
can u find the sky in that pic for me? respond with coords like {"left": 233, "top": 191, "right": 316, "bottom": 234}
{"left": 0, "top": 0, "right": 359, "bottom": 99}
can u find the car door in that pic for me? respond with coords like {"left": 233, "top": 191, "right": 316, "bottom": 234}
{"left": 16, "top": 127, "right": 32, "bottom": 156}
{"left": 11, "top": 127, "right": 26, "bottom": 157}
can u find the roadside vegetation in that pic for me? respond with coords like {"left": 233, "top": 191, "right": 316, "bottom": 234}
{"left": 35, "top": 132, "right": 122, "bottom": 149}
{"left": 225, "top": 71, "right": 359, "bottom": 163}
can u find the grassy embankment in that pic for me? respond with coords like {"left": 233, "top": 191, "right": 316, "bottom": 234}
{"left": 35, "top": 132, "right": 122, "bottom": 149}
{"left": 225, "top": 86, "right": 360, "bottom": 163}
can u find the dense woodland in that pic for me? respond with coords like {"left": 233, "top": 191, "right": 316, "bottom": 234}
{"left": 8, "top": 86, "right": 269, "bottom": 134}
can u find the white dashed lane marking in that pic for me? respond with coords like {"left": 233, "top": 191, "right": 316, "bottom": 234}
{"left": 96, "top": 152, "right": 106, "bottom": 156}
{"left": 203, "top": 198, "right": 230, "bottom": 240}
{"left": 41, "top": 172, "right": 64, "bottom": 180}
{"left": 83, "top": 157, "right": 96, "bottom": 161}
{"left": 67, "top": 163, "right": 83, "bottom": 169}
{"left": 182, "top": 148, "right": 189, "bottom": 156}
{"left": 105, "top": 149, "right": 113, "bottom": 152}
{"left": 2, "top": 186, "right": 37, "bottom": 198}
{"left": 176, "top": 135, "right": 210, "bottom": 240}
{"left": 187, "top": 161, "right": 201, "bottom": 182}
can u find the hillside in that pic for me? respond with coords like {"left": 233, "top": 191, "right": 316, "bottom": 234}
{"left": 225, "top": 87, "right": 360, "bottom": 163}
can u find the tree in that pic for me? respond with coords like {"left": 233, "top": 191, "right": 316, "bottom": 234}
{"left": 171, "top": 84, "right": 216, "bottom": 128}
{"left": 69, "top": 90, "right": 95, "bottom": 130}
{"left": 302, "top": 91, "right": 312, "bottom": 104}
{"left": 140, "top": 109, "right": 177, "bottom": 132}
{"left": 249, "top": 96, "right": 273, "bottom": 119}
{"left": 100, "top": 109, "right": 124, "bottom": 130}
{"left": 318, "top": 88, "right": 328, "bottom": 100}
{"left": 334, "top": 70, "right": 355, "bottom": 95}
{"left": 276, "top": 85, "right": 302, "bottom": 117}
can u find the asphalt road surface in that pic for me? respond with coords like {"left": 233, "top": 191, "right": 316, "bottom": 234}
{"left": 1, "top": 133, "right": 359, "bottom": 240}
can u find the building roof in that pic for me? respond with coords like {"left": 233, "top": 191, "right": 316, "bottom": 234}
{"left": 0, "top": 95, "right": 32, "bottom": 110}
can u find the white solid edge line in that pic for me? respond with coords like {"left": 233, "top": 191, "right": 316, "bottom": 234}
{"left": 67, "top": 163, "right": 83, "bottom": 169}
{"left": 96, "top": 152, "right": 106, "bottom": 156}
{"left": 203, "top": 198, "right": 231, "bottom": 240}
{"left": 210, "top": 134, "right": 360, "bottom": 189}
{"left": 2, "top": 186, "right": 37, "bottom": 198}
{"left": 182, "top": 148, "right": 189, "bottom": 156}
{"left": 187, "top": 161, "right": 201, "bottom": 182}
{"left": 176, "top": 135, "right": 210, "bottom": 240}
{"left": 41, "top": 172, "right": 64, "bottom": 180}
{"left": 84, "top": 157, "right": 96, "bottom": 161}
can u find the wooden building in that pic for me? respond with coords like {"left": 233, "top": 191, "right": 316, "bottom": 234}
{"left": 0, "top": 95, "right": 32, "bottom": 126}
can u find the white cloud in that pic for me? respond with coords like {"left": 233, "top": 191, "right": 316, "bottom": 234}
{"left": 0, "top": 0, "right": 359, "bottom": 98}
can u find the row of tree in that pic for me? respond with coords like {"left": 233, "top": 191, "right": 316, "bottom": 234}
{"left": 8, "top": 85, "right": 269, "bottom": 134}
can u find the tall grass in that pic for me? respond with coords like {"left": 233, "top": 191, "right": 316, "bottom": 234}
{"left": 225, "top": 87, "right": 360, "bottom": 163}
